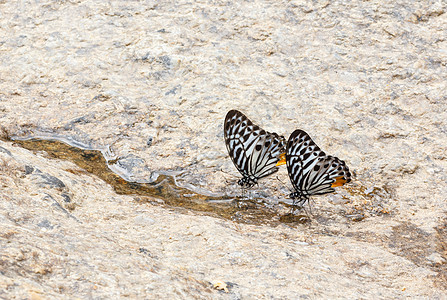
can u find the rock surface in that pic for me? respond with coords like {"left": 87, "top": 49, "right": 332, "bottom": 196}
{"left": 1, "top": 0, "right": 446, "bottom": 298}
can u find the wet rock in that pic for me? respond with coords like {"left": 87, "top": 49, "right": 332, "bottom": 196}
{"left": 0, "top": 0, "right": 446, "bottom": 298}
{"left": 117, "top": 154, "right": 147, "bottom": 174}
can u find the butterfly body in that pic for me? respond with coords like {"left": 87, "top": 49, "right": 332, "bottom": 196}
{"left": 224, "top": 110, "right": 286, "bottom": 188}
{"left": 286, "top": 129, "right": 351, "bottom": 206}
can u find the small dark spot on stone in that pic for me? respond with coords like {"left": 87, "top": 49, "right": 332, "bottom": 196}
{"left": 159, "top": 55, "right": 172, "bottom": 67}
{"left": 147, "top": 136, "right": 153, "bottom": 146}
{"left": 61, "top": 193, "right": 71, "bottom": 203}
{"left": 37, "top": 219, "right": 54, "bottom": 229}
{"left": 140, "top": 52, "right": 153, "bottom": 61}
{"left": 139, "top": 247, "right": 152, "bottom": 256}
{"left": 165, "top": 85, "right": 181, "bottom": 95}
{"left": 24, "top": 165, "right": 34, "bottom": 175}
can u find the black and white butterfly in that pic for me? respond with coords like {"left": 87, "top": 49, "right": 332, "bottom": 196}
{"left": 224, "top": 110, "right": 286, "bottom": 188}
{"left": 286, "top": 129, "right": 351, "bottom": 207}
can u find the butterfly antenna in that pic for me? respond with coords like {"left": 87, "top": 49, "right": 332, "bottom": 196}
{"left": 289, "top": 195, "right": 309, "bottom": 215}
{"left": 220, "top": 167, "right": 238, "bottom": 184}
{"left": 275, "top": 175, "right": 294, "bottom": 195}
{"left": 301, "top": 203, "right": 311, "bottom": 218}
{"left": 241, "top": 187, "right": 247, "bottom": 200}
{"left": 306, "top": 198, "right": 315, "bottom": 216}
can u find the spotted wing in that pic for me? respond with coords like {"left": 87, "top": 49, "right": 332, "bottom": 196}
{"left": 224, "top": 110, "right": 286, "bottom": 184}
{"left": 286, "top": 129, "right": 351, "bottom": 197}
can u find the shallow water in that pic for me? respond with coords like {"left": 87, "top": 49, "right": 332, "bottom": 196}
{"left": 3, "top": 136, "right": 446, "bottom": 293}
{"left": 11, "top": 137, "right": 311, "bottom": 225}
{"left": 10, "top": 137, "right": 447, "bottom": 288}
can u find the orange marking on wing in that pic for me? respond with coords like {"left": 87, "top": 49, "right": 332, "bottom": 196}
{"left": 276, "top": 153, "right": 286, "bottom": 166}
{"left": 331, "top": 176, "right": 347, "bottom": 187}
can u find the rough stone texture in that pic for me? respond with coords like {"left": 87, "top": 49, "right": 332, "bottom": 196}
{"left": 0, "top": 0, "right": 446, "bottom": 298}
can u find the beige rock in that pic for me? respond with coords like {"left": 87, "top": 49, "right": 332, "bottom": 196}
{"left": 1, "top": 0, "right": 446, "bottom": 298}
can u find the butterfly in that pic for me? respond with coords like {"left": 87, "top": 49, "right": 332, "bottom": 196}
{"left": 286, "top": 129, "right": 351, "bottom": 207}
{"left": 224, "top": 110, "right": 286, "bottom": 188}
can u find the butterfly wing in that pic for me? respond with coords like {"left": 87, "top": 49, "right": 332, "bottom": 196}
{"left": 286, "top": 129, "right": 351, "bottom": 198}
{"left": 249, "top": 131, "right": 286, "bottom": 180}
{"left": 224, "top": 110, "right": 286, "bottom": 187}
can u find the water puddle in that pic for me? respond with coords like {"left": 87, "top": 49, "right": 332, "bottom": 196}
{"left": 10, "top": 137, "right": 308, "bottom": 225}
{"left": 7, "top": 136, "right": 446, "bottom": 287}
{"left": 6, "top": 135, "right": 389, "bottom": 226}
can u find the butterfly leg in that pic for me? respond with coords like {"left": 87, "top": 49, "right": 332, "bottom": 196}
{"left": 307, "top": 198, "right": 313, "bottom": 216}
{"left": 234, "top": 187, "right": 248, "bottom": 208}
{"left": 290, "top": 196, "right": 308, "bottom": 214}
{"left": 290, "top": 198, "right": 299, "bottom": 214}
